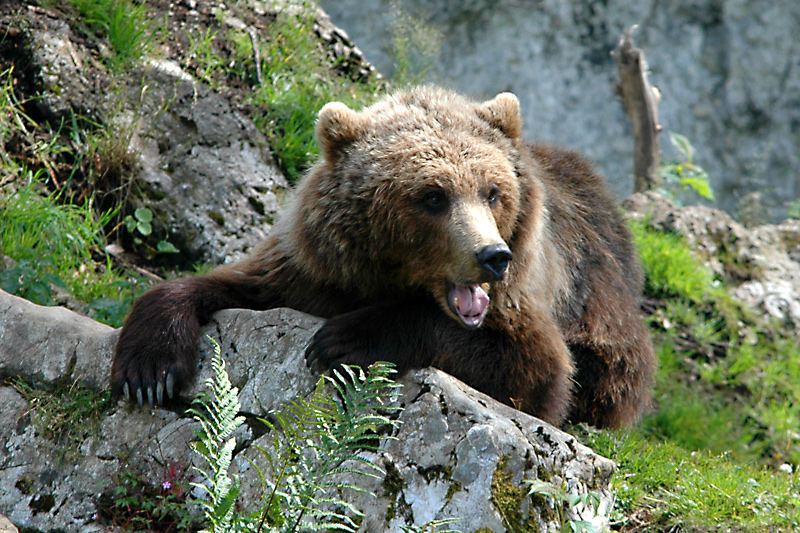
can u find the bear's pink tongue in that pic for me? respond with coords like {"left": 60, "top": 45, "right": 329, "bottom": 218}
{"left": 448, "top": 284, "right": 490, "bottom": 327}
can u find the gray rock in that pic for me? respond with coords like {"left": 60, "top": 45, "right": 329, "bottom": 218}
{"left": 0, "top": 290, "right": 116, "bottom": 389}
{"left": 0, "top": 290, "right": 615, "bottom": 531}
{"left": 22, "top": 5, "right": 106, "bottom": 120}
{"left": 320, "top": 0, "right": 800, "bottom": 221}
{"left": 123, "top": 64, "right": 290, "bottom": 264}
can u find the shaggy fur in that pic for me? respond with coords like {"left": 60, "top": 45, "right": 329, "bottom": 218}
{"left": 112, "top": 86, "right": 656, "bottom": 428}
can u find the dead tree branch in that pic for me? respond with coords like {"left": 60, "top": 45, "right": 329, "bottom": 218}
{"left": 613, "top": 25, "right": 662, "bottom": 193}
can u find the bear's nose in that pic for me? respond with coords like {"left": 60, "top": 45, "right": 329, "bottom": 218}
{"left": 476, "top": 244, "right": 512, "bottom": 281}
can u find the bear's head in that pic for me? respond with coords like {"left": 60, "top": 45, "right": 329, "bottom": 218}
{"left": 297, "top": 87, "right": 541, "bottom": 329}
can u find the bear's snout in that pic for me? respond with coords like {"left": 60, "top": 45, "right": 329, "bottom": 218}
{"left": 476, "top": 243, "right": 512, "bottom": 281}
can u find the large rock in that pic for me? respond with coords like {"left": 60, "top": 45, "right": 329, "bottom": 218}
{"left": 0, "top": 289, "right": 615, "bottom": 532}
{"left": 320, "top": 0, "right": 800, "bottom": 221}
{"left": 0, "top": 291, "right": 116, "bottom": 390}
{"left": 121, "top": 64, "right": 290, "bottom": 264}
{"left": 2, "top": 1, "right": 289, "bottom": 265}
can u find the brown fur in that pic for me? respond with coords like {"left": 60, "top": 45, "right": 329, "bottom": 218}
{"left": 111, "top": 87, "right": 655, "bottom": 428}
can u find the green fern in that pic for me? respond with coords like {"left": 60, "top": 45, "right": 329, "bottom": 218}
{"left": 253, "top": 363, "right": 403, "bottom": 532}
{"left": 188, "top": 337, "right": 246, "bottom": 533}
{"left": 189, "top": 338, "right": 408, "bottom": 532}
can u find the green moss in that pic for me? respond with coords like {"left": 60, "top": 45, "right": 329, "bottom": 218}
{"left": 445, "top": 479, "right": 463, "bottom": 501}
{"left": 207, "top": 210, "right": 225, "bottom": 226}
{"left": 15, "top": 476, "right": 35, "bottom": 495}
{"left": 490, "top": 455, "right": 540, "bottom": 533}
{"left": 382, "top": 459, "right": 405, "bottom": 523}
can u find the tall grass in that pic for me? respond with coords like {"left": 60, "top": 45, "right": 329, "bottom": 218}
{"left": 0, "top": 174, "right": 147, "bottom": 325}
{"left": 69, "top": 0, "right": 156, "bottom": 71}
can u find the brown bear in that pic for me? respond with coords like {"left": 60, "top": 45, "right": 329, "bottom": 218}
{"left": 111, "top": 86, "right": 655, "bottom": 428}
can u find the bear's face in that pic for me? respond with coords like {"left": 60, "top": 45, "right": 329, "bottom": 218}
{"left": 372, "top": 131, "right": 520, "bottom": 328}
{"left": 306, "top": 87, "right": 530, "bottom": 328}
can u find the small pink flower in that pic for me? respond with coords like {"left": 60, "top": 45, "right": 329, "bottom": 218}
{"left": 162, "top": 481, "right": 172, "bottom": 491}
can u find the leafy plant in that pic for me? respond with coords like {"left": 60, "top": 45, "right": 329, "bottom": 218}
{"left": 0, "top": 257, "right": 64, "bottom": 306}
{"left": 0, "top": 173, "right": 149, "bottom": 325}
{"left": 124, "top": 206, "right": 153, "bottom": 238}
{"left": 96, "top": 459, "right": 201, "bottom": 532}
{"left": 526, "top": 480, "right": 602, "bottom": 533}
{"left": 658, "top": 132, "right": 714, "bottom": 203}
{"left": 188, "top": 338, "right": 245, "bottom": 533}
{"left": 189, "top": 338, "right": 404, "bottom": 532}
{"left": 252, "top": 363, "right": 402, "bottom": 532}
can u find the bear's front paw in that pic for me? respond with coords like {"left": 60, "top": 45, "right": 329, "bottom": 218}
{"left": 111, "top": 347, "right": 187, "bottom": 408}
{"left": 305, "top": 311, "right": 376, "bottom": 372}
{"left": 111, "top": 285, "right": 200, "bottom": 407}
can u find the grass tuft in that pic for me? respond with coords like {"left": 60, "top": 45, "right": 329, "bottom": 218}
{"left": 9, "top": 377, "right": 112, "bottom": 462}
{"left": 68, "top": 0, "right": 157, "bottom": 71}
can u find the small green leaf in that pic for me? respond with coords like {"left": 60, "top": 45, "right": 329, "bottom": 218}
{"left": 669, "top": 131, "right": 693, "bottom": 162}
{"left": 124, "top": 215, "right": 137, "bottom": 233}
{"left": 134, "top": 207, "right": 153, "bottom": 223}
{"left": 679, "top": 176, "right": 715, "bottom": 200}
{"left": 156, "top": 240, "right": 179, "bottom": 254}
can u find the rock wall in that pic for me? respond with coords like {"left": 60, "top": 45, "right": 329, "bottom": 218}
{"left": 320, "top": 0, "right": 800, "bottom": 221}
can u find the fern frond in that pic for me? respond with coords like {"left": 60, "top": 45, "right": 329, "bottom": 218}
{"left": 254, "top": 361, "right": 403, "bottom": 532}
{"left": 188, "top": 337, "right": 246, "bottom": 533}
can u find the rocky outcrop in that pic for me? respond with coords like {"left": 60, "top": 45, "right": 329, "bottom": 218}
{"left": 624, "top": 191, "right": 800, "bottom": 328}
{"left": 321, "top": 0, "right": 800, "bottom": 221}
{"left": 0, "top": 289, "right": 615, "bottom": 532}
{"left": 123, "top": 65, "right": 290, "bottom": 264}
{"left": 3, "top": 2, "right": 289, "bottom": 265}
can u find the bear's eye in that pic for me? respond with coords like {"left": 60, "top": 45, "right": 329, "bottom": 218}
{"left": 487, "top": 185, "right": 500, "bottom": 207}
{"left": 421, "top": 189, "right": 448, "bottom": 214}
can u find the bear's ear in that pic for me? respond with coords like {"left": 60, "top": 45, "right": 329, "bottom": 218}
{"left": 316, "top": 102, "right": 368, "bottom": 161}
{"left": 475, "top": 92, "right": 522, "bottom": 140}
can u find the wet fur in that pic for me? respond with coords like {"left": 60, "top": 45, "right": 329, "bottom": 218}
{"left": 112, "top": 87, "right": 655, "bottom": 428}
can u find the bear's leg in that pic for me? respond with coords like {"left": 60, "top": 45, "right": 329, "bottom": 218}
{"left": 566, "top": 286, "right": 657, "bottom": 428}
{"left": 112, "top": 269, "right": 283, "bottom": 406}
{"left": 307, "top": 299, "right": 574, "bottom": 426}
{"left": 567, "top": 318, "right": 656, "bottom": 428}
{"left": 112, "top": 243, "right": 351, "bottom": 406}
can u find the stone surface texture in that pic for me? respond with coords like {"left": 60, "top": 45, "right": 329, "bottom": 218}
{"left": 624, "top": 191, "right": 800, "bottom": 328}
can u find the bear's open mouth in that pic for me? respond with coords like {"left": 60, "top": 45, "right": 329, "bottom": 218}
{"left": 447, "top": 283, "right": 490, "bottom": 328}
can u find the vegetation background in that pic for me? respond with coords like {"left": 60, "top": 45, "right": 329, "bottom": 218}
{"left": 1, "top": 0, "right": 798, "bottom": 531}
